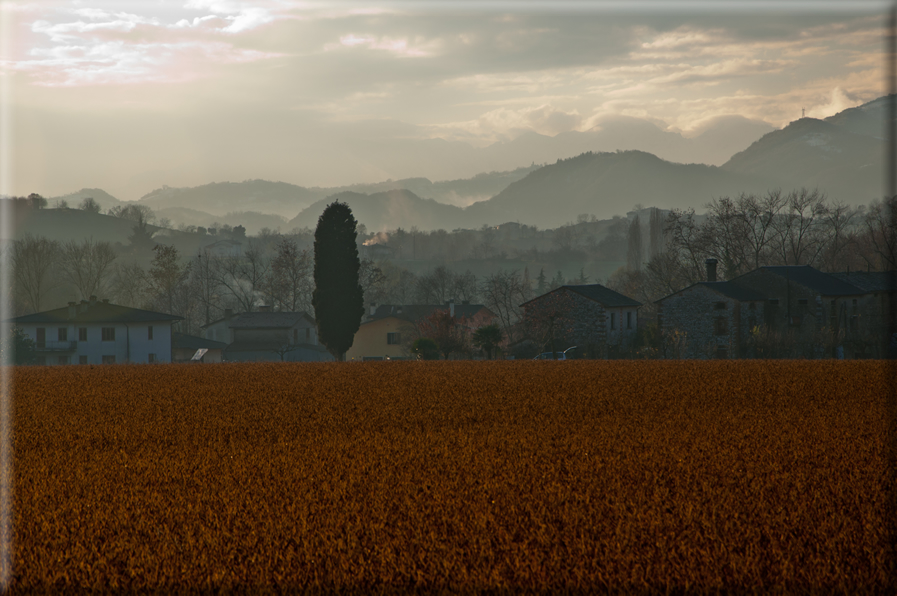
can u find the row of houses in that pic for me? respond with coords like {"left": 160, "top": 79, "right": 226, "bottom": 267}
{"left": 8, "top": 263, "right": 895, "bottom": 363}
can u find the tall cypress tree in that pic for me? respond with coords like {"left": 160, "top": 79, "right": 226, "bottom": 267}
{"left": 312, "top": 202, "right": 364, "bottom": 361}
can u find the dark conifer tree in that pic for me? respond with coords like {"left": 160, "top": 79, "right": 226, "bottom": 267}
{"left": 312, "top": 202, "right": 364, "bottom": 360}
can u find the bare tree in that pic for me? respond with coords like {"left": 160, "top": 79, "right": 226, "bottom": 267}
{"left": 664, "top": 209, "right": 707, "bottom": 285}
{"left": 190, "top": 252, "right": 222, "bottom": 326}
{"left": 214, "top": 240, "right": 270, "bottom": 312}
{"left": 415, "top": 266, "right": 455, "bottom": 304}
{"left": 266, "top": 237, "right": 313, "bottom": 312}
{"left": 146, "top": 244, "right": 190, "bottom": 316}
{"left": 737, "top": 191, "right": 786, "bottom": 270}
{"left": 109, "top": 204, "right": 157, "bottom": 249}
{"left": 702, "top": 196, "right": 749, "bottom": 279}
{"left": 480, "top": 270, "right": 529, "bottom": 344}
{"left": 817, "top": 200, "right": 862, "bottom": 271}
{"left": 78, "top": 197, "right": 102, "bottom": 214}
{"left": 110, "top": 262, "right": 147, "bottom": 308}
{"left": 858, "top": 196, "right": 897, "bottom": 270}
{"left": 452, "top": 270, "right": 479, "bottom": 303}
{"left": 12, "top": 235, "right": 60, "bottom": 314}
{"left": 58, "top": 239, "right": 118, "bottom": 300}
{"left": 769, "top": 188, "right": 828, "bottom": 266}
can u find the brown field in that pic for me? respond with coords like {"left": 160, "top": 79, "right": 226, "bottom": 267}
{"left": 8, "top": 361, "right": 895, "bottom": 593}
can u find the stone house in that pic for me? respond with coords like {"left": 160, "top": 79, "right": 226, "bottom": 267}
{"left": 657, "top": 259, "right": 893, "bottom": 359}
{"left": 829, "top": 270, "right": 895, "bottom": 357}
{"left": 656, "top": 281, "right": 764, "bottom": 359}
{"left": 520, "top": 284, "right": 641, "bottom": 358}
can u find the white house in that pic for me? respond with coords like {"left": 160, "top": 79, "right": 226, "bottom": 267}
{"left": 10, "top": 297, "right": 183, "bottom": 365}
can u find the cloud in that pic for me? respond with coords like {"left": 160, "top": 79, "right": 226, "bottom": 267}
{"left": 807, "top": 87, "right": 863, "bottom": 119}
{"left": 15, "top": 40, "right": 283, "bottom": 86}
{"left": 9, "top": 2, "right": 288, "bottom": 86}
{"left": 432, "top": 104, "right": 583, "bottom": 143}
{"left": 323, "top": 33, "right": 441, "bottom": 58}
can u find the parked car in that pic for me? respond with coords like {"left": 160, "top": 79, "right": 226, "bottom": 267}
{"left": 563, "top": 346, "right": 583, "bottom": 360}
{"left": 533, "top": 351, "right": 565, "bottom": 360}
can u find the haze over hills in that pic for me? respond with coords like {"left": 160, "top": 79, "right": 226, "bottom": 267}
{"left": 477, "top": 114, "right": 775, "bottom": 172}
{"left": 131, "top": 166, "right": 541, "bottom": 221}
{"left": 41, "top": 95, "right": 890, "bottom": 235}
{"left": 464, "top": 150, "right": 775, "bottom": 229}
{"left": 720, "top": 116, "right": 884, "bottom": 205}
{"left": 290, "top": 190, "right": 468, "bottom": 233}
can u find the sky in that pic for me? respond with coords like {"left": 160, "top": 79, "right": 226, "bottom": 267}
{"left": 0, "top": 0, "right": 890, "bottom": 201}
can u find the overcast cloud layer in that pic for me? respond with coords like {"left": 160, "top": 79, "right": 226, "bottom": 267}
{"left": 0, "top": 1, "right": 888, "bottom": 201}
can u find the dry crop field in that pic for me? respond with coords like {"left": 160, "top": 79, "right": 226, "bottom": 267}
{"left": 9, "top": 361, "right": 894, "bottom": 593}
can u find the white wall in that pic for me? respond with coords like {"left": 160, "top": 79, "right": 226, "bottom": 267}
{"left": 19, "top": 321, "right": 174, "bottom": 364}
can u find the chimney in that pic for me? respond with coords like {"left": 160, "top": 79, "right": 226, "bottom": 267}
{"left": 449, "top": 298, "right": 455, "bottom": 318}
{"left": 258, "top": 305, "right": 271, "bottom": 313}
{"left": 705, "top": 259, "right": 718, "bottom": 283}
{"left": 67, "top": 302, "right": 77, "bottom": 319}
{"left": 224, "top": 308, "right": 233, "bottom": 319}
{"left": 369, "top": 302, "right": 377, "bottom": 317}
{"left": 102, "top": 298, "right": 109, "bottom": 304}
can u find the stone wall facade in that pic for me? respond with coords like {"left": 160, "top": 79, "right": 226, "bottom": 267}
{"left": 658, "top": 285, "right": 761, "bottom": 359}
{"left": 524, "top": 288, "right": 638, "bottom": 358}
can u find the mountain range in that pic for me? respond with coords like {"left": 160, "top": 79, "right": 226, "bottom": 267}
{"left": 47, "top": 96, "right": 890, "bottom": 234}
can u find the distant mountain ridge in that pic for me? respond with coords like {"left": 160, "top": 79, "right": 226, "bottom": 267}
{"left": 135, "top": 166, "right": 541, "bottom": 220}
{"left": 47, "top": 95, "right": 890, "bottom": 234}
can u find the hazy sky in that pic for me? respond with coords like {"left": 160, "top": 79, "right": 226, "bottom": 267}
{"left": 0, "top": 0, "right": 888, "bottom": 201}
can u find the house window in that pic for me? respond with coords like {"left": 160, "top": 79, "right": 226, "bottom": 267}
{"left": 714, "top": 317, "right": 728, "bottom": 336}
{"left": 714, "top": 302, "right": 726, "bottom": 310}
{"left": 293, "top": 329, "right": 299, "bottom": 343}
{"left": 57, "top": 356, "right": 69, "bottom": 365}
{"left": 102, "top": 355, "right": 116, "bottom": 364}
{"left": 148, "top": 353, "right": 156, "bottom": 363}
{"left": 610, "top": 313, "right": 616, "bottom": 330}
{"left": 79, "top": 328, "right": 87, "bottom": 342}
{"left": 387, "top": 332, "right": 402, "bottom": 345}
{"left": 102, "top": 327, "right": 115, "bottom": 341}
{"left": 148, "top": 326, "right": 153, "bottom": 340}
{"left": 58, "top": 328, "right": 68, "bottom": 341}
{"left": 79, "top": 355, "right": 88, "bottom": 365}
{"left": 626, "top": 312, "right": 632, "bottom": 329}
{"left": 36, "top": 328, "right": 45, "bottom": 348}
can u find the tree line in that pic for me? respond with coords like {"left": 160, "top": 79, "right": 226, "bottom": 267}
{"left": 6, "top": 188, "right": 894, "bottom": 347}
{"left": 608, "top": 190, "right": 896, "bottom": 317}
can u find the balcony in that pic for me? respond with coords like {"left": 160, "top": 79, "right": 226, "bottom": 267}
{"left": 36, "top": 340, "right": 77, "bottom": 352}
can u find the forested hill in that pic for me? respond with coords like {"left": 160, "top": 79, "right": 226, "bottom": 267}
{"left": 289, "top": 190, "right": 468, "bottom": 233}
{"left": 462, "top": 151, "right": 774, "bottom": 229}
